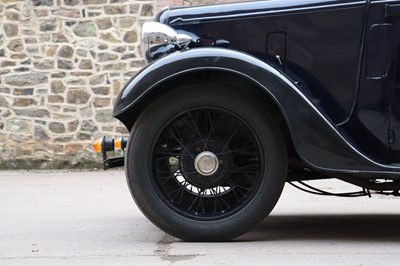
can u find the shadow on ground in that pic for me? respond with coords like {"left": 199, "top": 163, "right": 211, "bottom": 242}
{"left": 238, "top": 214, "right": 400, "bottom": 242}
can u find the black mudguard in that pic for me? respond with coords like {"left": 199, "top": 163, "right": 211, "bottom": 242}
{"left": 114, "top": 48, "right": 400, "bottom": 175}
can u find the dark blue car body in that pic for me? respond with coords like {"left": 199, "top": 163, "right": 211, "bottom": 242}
{"left": 102, "top": 0, "right": 400, "bottom": 240}
{"left": 115, "top": 0, "right": 400, "bottom": 177}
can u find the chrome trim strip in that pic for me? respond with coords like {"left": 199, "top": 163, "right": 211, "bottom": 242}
{"left": 170, "top": 1, "right": 366, "bottom": 24}
{"left": 371, "top": 0, "right": 400, "bottom": 4}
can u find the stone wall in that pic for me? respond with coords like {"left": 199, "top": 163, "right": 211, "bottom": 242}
{"left": 0, "top": 0, "right": 255, "bottom": 170}
{"left": 0, "top": 0, "right": 154, "bottom": 169}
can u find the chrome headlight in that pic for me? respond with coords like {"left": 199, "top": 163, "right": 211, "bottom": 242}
{"left": 141, "top": 22, "right": 192, "bottom": 63}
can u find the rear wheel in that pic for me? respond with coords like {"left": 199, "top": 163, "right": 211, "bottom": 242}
{"left": 126, "top": 84, "right": 287, "bottom": 241}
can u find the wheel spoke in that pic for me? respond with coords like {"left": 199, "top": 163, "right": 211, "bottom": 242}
{"left": 168, "top": 127, "right": 195, "bottom": 159}
{"left": 157, "top": 173, "right": 178, "bottom": 185}
{"left": 188, "top": 179, "right": 208, "bottom": 213}
{"left": 197, "top": 191, "right": 205, "bottom": 214}
{"left": 152, "top": 108, "right": 263, "bottom": 219}
{"left": 227, "top": 182, "right": 251, "bottom": 191}
{"left": 177, "top": 185, "right": 185, "bottom": 206}
{"left": 230, "top": 165, "right": 258, "bottom": 180}
{"left": 171, "top": 181, "right": 188, "bottom": 202}
{"left": 211, "top": 187, "right": 230, "bottom": 211}
{"left": 220, "top": 122, "right": 241, "bottom": 153}
{"left": 224, "top": 163, "right": 258, "bottom": 173}
{"left": 188, "top": 192, "right": 200, "bottom": 210}
{"left": 155, "top": 152, "right": 192, "bottom": 157}
{"left": 222, "top": 174, "right": 252, "bottom": 190}
{"left": 231, "top": 186, "right": 241, "bottom": 202}
{"left": 184, "top": 112, "right": 207, "bottom": 148}
{"left": 216, "top": 142, "right": 256, "bottom": 156}
{"left": 203, "top": 111, "right": 225, "bottom": 150}
{"left": 167, "top": 184, "right": 186, "bottom": 197}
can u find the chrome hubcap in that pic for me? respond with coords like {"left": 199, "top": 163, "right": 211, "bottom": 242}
{"left": 194, "top": 151, "right": 219, "bottom": 176}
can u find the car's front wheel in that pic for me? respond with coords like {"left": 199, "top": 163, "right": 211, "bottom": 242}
{"left": 125, "top": 83, "right": 287, "bottom": 241}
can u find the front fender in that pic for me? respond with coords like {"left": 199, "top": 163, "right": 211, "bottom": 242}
{"left": 114, "top": 48, "right": 400, "bottom": 175}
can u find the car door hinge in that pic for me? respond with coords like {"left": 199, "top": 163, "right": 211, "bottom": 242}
{"left": 389, "top": 130, "right": 396, "bottom": 144}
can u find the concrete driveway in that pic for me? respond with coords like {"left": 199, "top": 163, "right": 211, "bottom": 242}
{"left": 1, "top": 170, "right": 400, "bottom": 265}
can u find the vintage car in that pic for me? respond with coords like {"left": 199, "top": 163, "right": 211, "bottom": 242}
{"left": 93, "top": 0, "right": 400, "bottom": 241}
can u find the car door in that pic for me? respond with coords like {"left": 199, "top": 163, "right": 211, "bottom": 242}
{"left": 386, "top": 1, "right": 400, "bottom": 160}
{"left": 342, "top": 0, "right": 399, "bottom": 163}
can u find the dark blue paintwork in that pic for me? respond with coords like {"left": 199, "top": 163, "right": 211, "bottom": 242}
{"left": 114, "top": 0, "right": 400, "bottom": 178}
{"left": 113, "top": 47, "right": 400, "bottom": 174}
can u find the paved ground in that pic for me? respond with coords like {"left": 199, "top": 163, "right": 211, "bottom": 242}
{"left": 1, "top": 170, "right": 400, "bottom": 265}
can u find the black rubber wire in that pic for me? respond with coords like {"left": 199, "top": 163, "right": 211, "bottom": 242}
{"left": 287, "top": 179, "right": 369, "bottom": 198}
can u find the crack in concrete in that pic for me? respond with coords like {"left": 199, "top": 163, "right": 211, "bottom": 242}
{"left": 155, "top": 233, "right": 198, "bottom": 263}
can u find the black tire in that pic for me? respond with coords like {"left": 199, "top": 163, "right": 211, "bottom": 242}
{"left": 125, "top": 83, "right": 287, "bottom": 241}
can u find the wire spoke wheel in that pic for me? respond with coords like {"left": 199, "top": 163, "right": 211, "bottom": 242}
{"left": 152, "top": 108, "right": 263, "bottom": 220}
{"left": 125, "top": 84, "right": 287, "bottom": 241}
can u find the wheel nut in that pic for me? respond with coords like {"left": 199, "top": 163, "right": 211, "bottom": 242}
{"left": 219, "top": 160, "right": 223, "bottom": 164}
{"left": 196, "top": 147, "right": 201, "bottom": 152}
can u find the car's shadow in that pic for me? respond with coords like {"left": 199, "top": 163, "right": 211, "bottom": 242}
{"left": 238, "top": 214, "right": 400, "bottom": 242}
